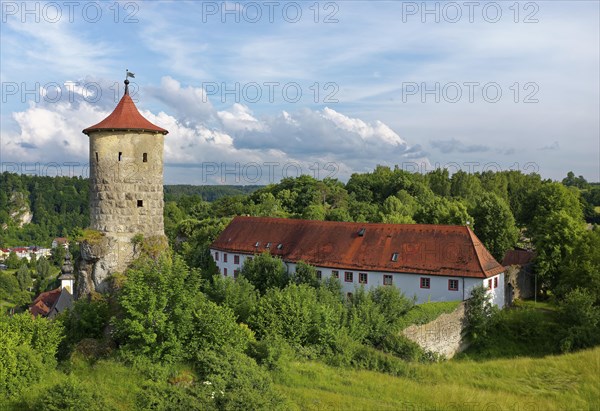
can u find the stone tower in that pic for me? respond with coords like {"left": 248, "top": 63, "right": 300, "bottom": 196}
{"left": 77, "top": 78, "right": 168, "bottom": 296}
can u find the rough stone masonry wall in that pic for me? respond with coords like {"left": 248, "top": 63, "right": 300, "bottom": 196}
{"left": 402, "top": 302, "right": 468, "bottom": 359}
{"left": 89, "top": 131, "right": 165, "bottom": 236}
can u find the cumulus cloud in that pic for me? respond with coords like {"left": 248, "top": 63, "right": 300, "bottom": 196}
{"left": 2, "top": 77, "right": 430, "bottom": 183}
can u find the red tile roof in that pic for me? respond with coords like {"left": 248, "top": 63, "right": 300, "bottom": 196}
{"left": 82, "top": 90, "right": 168, "bottom": 135}
{"left": 29, "top": 288, "right": 62, "bottom": 317}
{"left": 211, "top": 217, "right": 504, "bottom": 278}
{"left": 502, "top": 249, "right": 535, "bottom": 267}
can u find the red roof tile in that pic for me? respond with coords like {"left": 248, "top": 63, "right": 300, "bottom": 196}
{"left": 211, "top": 217, "right": 504, "bottom": 278}
{"left": 82, "top": 91, "right": 168, "bottom": 135}
{"left": 502, "top": 249, "right": 535, "bottom": 267}
{"left": 29, "top": 288, "right": 62, "bottom": 317}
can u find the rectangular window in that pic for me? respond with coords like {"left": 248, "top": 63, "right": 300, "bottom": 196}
{"left": 332, "top": 270, "right": 339, "bottom": 279}
{"left": 487, "top": 279, "right": 492, "bottom": 290}
{"left": 345, "top": 271, "right": 353, "bottom": 283}
{"left": 448, "top": 279, "right": 459, "bottom": 291}
{"left": 383, "top": 275, "right": 393, "bottom": 286}
{"left": 143, "top": 153, "right": 148, "bottom": 162}
{"left": 346, "top": 292, "right": 353, "bottom": 300}
{"left": 316, "top": 270, "right": 322, "bottom": 280}
{"left": 494, "top": 277, "right": 498, "bottom": 288}
{"left": 215, "top": 252, "right": 219, "bottom": 261}
{"left": 223, "top": 268, "right": 228, "bottom": 277}
{"left": 118, "top": 152, "right": 122, "bottom": 161}
{"left": 359, "top": 273, "right": 368, "bottom": 284}
{"left": 420, "top": 277, "right": 430, "bottom": 289}
{"left": 247, "top": 257, "right": 253, "bottom": 262}
{"left": 234, "top": 255, "right": 240, "bottom": 264}
{"left": 234, "top": 269, "right": 239, "bottom": 279}
{"left": 224, "top": 253, "right": 228, "bottom": 263}
{"left": 95, "top": 152, "right": 99, "bottom": 162}
{"left": 137, "top": 200, "right": 143, "bottom": 207}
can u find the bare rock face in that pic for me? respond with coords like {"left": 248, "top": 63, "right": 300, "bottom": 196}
{"left": 75, "top": 234, "right": 121, "bottom": 299}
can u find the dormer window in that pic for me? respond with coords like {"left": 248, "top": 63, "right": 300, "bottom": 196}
{"left": 255, "top": 242, "right": 260, "bottom": 247}
{"left": 391, "top": 253, "right": 399, "bottom": 262}
{"left": 277, "top": 243, "right": 283, "bottom": 250}
{"left": 266, "top": 242, "right": 271, "bottom": 248}
{"left": 358, "top": 228, "right": 366, "bottom": 237}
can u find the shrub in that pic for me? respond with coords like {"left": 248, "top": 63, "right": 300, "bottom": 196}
{"left": 380, "top": 334, "right": 424, "bottom": 362}
{"left": 0, "top": 313, "right": 63, "bottom": 398}
{"left": 58, "top": 298, "right": 111, "bottom": 359}
{"left": 191, "top": 348, "right": 288, "bottom": 411}
{"left": 36, "top": 377, "right": 114, "bottom": 411}
{"left": 558, "top": 288, "right": 600, "bottom": 352}
{"left": 113, "top": 255, "right": 201, "bottom": 363}
{"left": 239, "top": 251, "right": 288, "bottom": 294}
{"left": 249, "top": 284, "right": 342, "bottom": 352}
{"left": 136, "top": 382, "right": 216, "bottom": 411}
{"left": 204, "top": 275, "right": 259, "bottom": 323}
{"left": 185, "top": 295, "right": 253, "bottom": 354}
{"left": 465, "top": 285, "right": 497, "bottom": 343}
{"left": 290, "top": 261, "right": 319, "bottom": 288}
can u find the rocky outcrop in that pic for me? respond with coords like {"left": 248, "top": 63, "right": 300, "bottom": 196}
{"left": 6, "top": 192, "right": 33, "bottom": 228}
{"left": 75, "top": 233, "right": 121, "bottom": 298}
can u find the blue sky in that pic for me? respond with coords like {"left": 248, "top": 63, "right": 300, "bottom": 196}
{"left": 1, "top": 0, "right": 598, "bottom": 184}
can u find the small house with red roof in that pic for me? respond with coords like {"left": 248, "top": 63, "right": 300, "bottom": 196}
{"left": 29, "top": 251, "right": 75, "bottom": 318}
{"left": 210, "top": 217, "right": 506, "bottom": 307}
{"left": 52, "top": 237, "right": 69, "bottom": 249}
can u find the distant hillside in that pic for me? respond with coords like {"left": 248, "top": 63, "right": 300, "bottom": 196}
{"left": 164, "top": 184, "right": 262, "bottom": 202}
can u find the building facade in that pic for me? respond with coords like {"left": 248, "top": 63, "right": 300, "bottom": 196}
{"left": 210, "top": 217, "right": 505, "bottom": 307}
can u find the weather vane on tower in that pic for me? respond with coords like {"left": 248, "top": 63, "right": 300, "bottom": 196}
{"left": 124, "top": 69, "right": 135, "bottom": 95}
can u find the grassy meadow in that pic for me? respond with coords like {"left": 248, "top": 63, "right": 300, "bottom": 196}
{"left": 275, "top": 347, "right": 600, "bottom": 410}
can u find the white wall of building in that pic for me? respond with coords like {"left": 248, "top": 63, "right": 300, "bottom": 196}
{"left": 210, "top": 249, "right": 504, "bottom": 307}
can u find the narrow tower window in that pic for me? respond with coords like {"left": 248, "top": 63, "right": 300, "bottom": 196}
{"left": 95, "top": 152, "right": 99, "bottom": 162}
{"left": 143, "top": 153, "right": 148, "bottom": 162}
{"left": 118, "top": 152, "right": 122, "bottom": 161}
{"left": 137, "top": 200, "right": 143, "bottom": 207}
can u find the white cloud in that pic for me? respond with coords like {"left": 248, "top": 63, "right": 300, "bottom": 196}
{"left": 1, "top": 77, "right": 430, "bottom": 183}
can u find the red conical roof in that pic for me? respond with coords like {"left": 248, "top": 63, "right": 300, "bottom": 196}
{"left": 83, "top": 84, "right": 168, "bottom": 135}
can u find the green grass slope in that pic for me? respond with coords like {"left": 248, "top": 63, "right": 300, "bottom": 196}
{"left": 275, "top": 347, "right": 600, "bottom": 411}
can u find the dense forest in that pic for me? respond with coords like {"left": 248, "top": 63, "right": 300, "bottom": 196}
{"left": 1, "top": 167, "right": 599, "bottom": 409}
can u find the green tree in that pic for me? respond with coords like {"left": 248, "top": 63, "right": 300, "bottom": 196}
{"left": 532, "top": 210, "right": 585, "bottom": 293}
{"left": 556, "top": 228, "right": 600, "bottom": 304}
{"left": 5, "top": 251, "right": 20, "bottom": 269}
{"left": 291, "top": 261, "right": 320, "bottom": 288}
{"left": 450, "top": 170, "right": 483, "bottom": 201}
{"left": 239, "top": 252, "right": 288, "bottom": 295}
{"left": 16, "top": 263, "right": 32, "bottom": 292}
{"left": 562, "top": 171, "right": 589, "bottom": 189}
{"left": 415, "top": 197, "right": 472, "bottom": 226}
{"left": 427, "top": 168, "right": 451, "bottom": 197}
{"left": 380, "top": 192, "right": 417, "bottom": 224}
{"left": 469, "top": 192, "right": 519, "bottom": 261}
